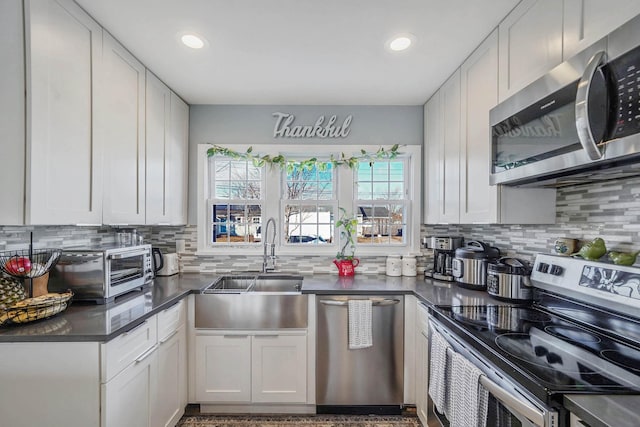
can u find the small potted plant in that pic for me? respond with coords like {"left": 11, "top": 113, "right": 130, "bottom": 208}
{"left": 333, "top": 208, "right": 360, "bottom": 276}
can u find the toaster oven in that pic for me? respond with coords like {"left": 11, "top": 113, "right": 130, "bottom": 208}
{"left": 48, "top": 244, "right": 154, "bottom": 303}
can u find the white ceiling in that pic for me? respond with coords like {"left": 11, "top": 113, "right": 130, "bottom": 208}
{"left": 75, "top": 0, "right": 520, "bottom": 106}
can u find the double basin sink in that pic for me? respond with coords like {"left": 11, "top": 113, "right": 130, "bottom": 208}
{"left": 202, "top": 274, "right": 303, "bottom": 294}
{"left": 196, "top": 274, "right": 307, "bottom": 329}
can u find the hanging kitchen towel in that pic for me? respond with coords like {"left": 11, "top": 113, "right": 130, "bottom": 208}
{"left": 348, "top": 299, "right": 372, "bottom": 349}
{"left": 428, "top": 329, "right": 451, "bottom": 415}
{"left": 450, "top": 351, "right": 489, "bottom": 427}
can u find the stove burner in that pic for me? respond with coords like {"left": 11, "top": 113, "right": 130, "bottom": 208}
{"left": 544, "top": 326, "right": 602, "bottom": 343}
{"left": 601, "top": 349, "right": 640, "bottom": 373}
{"left": 495, "top": 333, "right": 604, "bottom": 374}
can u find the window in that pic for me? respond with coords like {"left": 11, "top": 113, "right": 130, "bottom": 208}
{"left": 355, "top": 160, "right": 407, "bottom": 245}
{"left": 197, "top": 144, "right": 421, "bottom": 256}
{"left": 207, "top": 156, "right": 264, "bottom": 244}
{"left": 283, "top": 161, "right": 336, "bottom": 246}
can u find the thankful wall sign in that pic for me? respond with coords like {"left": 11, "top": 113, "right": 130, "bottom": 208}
{"left": 272, "top": 112, "right": 352, "bottom": 138}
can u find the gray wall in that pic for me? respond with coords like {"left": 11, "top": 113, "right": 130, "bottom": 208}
{"left": 187, "top": 105, "right": 424, "bottom": 224}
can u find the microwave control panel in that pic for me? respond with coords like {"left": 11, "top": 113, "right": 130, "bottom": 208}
{"left": 609, "top": 44, "right": 640, "bottom": 139}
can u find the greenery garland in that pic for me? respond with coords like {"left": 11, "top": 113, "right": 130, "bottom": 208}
{"left": 207, "top": 144, "right": 401, "bottom": 173}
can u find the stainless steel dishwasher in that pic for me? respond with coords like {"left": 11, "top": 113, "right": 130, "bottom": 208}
{"left": 316, "top": 295, "right": 404, "bottom": 414}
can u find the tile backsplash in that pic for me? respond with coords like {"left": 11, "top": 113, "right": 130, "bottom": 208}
{"left": 2, "top": 175, "right": 640, "bottom": 273}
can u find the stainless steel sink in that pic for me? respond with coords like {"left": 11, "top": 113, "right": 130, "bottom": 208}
{"left": 253, "top": 274, "right": 303, "bottom": 293}
{"left": 196, "top": 273, "right": 307, "bottom": 329}
{"left": 202, "top": 275, "right": 256, "bottom": 293}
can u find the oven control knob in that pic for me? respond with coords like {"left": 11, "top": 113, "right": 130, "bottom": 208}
{"left": 537, "top": 262, "right": 550, "bottom": 273}
{"left": 549, "top": 265, "right": 564, "bottom": 276}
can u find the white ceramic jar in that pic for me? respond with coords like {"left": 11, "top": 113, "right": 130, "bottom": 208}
{"left": 386, "top": 255, "right": 402, "bottom": 276}
{"left": 402, "top": 254, "right": 417, "bottom": 276}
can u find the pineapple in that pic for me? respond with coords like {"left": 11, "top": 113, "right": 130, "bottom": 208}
{"left": 0, "top": 276, "right": 27, "bottom": 310}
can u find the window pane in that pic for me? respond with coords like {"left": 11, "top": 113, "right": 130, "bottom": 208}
{"left": 372, "top": 182, "right": 388, "bottom": 199}
{"left": 356, "top": 204, "right": 406, "bottom": 245}
{"left": 285, "top": 162, "right": 333, "bottom": 200}
{"left": 389, "top": 161, "right": 404, "bottom": 181}
{"left": 372, "top": 161, "right": 389, "bottom": 179}
{"left": 284, "top": 204, "right": 333, "bottom": 245}
{"left": 215, "top": 160, "right": 230, "bottom": 181}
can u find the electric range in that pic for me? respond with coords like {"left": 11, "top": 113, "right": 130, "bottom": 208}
{"left": 428, "top": 253, "right": 640, "bottom": 426}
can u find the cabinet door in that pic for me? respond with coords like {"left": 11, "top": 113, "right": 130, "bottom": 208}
{"left": 153, "top": 325, "right": 187, "bottom": 427}
{"left": 423, "top": 91, "right": 442, "bottom": 224}
{"left": 0, "top": 0, "right": 25, "bottom": 225}
{"left": 415, "top": 306, "right": 429, "bottom": 426}
{"left": 26, "top": 0, "right": 103, "bottom": 224}
{"left": 145, "top": 70, "right": 171, "bottom": 225}
{"left": 168, "top": 92, "right": 189, "bottom": 225}
{"left": 102, "top": 347, "right": 157, "bottom": 427}
{"left": 563, "top": 0, "right": 640, "bottom": 59}
{"left": 460, "top": 29, "right": 499, "bottom": 224}
{"left": 100, "top": 32, "right": 146, "bottom": 225}
{"left": 440, "top": 70, "right": 461, "bottom": 224}
{"left": 195, "top": 334, "right": 251, "bottom": 402}
{"left": 251, "top": 334, "right": 307, "bottom": 403}
{"left": 498, "top": 0, "right": 563, "bottom": 102}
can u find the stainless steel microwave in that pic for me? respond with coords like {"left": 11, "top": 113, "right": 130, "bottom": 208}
{"left": 490, "top": 14, "right": 640, "bottom": 187}
{"left": 49, "top": 244, "right": 154, "bottom": 303}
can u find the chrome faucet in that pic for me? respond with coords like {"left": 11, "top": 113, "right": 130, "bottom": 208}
{"left": 262, "top": 217, "right": 277, "bottom": 272}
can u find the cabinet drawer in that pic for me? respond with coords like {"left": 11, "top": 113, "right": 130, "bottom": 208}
{"left": 158, "top": 300, "right": 185, "bottom": 342}
{"left": 102, "top": 316, "right": 158, "bottom": 382}
{"left": 417, "top": 302, "right": 429, "bottom": 334}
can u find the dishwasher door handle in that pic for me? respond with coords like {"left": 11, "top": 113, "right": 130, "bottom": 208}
{"left": 320, "top": 298, "right": 401, "bottom": 307}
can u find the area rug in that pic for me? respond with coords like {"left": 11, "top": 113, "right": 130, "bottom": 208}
{"left": 177, "top": 414, "right": 422, "bottom": 427}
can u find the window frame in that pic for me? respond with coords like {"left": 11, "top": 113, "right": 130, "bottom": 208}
{"left": 196, "top": 144, "right": 421, "bottom": 256}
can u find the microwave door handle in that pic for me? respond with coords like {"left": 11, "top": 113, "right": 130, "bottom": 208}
{"left": 575, "top": 50, "right": 607, "bottom": 161}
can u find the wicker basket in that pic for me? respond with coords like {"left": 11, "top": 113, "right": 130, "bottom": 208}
{"left": 0, "top": 292, "right": 73, "bottom": 326}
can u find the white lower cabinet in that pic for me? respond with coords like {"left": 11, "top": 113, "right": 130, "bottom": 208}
{"left": 415, "top": 302, "right": 430, "bottom": 426}
{"left": 102, "top": 347, "right": 158, "bottom": 427}
{"left": 155, "top": 325, "right": 188, "bottom": 427}
{"left": 195, "top": 332, "right": 307, "bottom": 404}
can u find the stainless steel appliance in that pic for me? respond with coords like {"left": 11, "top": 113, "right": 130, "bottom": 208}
{"left": 48, "top": 244, "right": 154, "bottom": 303}
{"left": 487, "top": 257, "right": 533, "bottom": 301}
{"left": 451, "top": 240, "right": 500, "bottom": 290}
{"left": 425, "top": 236, "right": 464, "bottom": 282}
{"left": 428, "top": 253, "right": 640, "bottom": 426}
{"left": 490, "top": 14, "right": 640, "bottom": 187}
{"left": 316, "top": 295, "right": 404, "bottom": 414}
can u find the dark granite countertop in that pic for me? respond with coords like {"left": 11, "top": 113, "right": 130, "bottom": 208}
{"left": 0, "top": 272, "right": 506, "bottom": 342}
{"left": 564, "top": 394, "right": 640, "bottom": 427}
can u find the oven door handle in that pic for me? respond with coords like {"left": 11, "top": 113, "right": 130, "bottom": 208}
{"left": 478, "top": 374, "right": 545, "bottom": 426}
{"left": 108, "top": 249, "right": 148, "bottom": 260}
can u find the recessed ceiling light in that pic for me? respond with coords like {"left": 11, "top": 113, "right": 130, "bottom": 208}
{"left": 387, "top": 33, "right": 416, "bottom": 52}
{"left": 180, "top": 33, "right": 206, "bottom": 49}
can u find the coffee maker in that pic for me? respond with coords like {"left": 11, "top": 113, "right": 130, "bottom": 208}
{"left": 424, "top": 236, "right": 464, "bottom": 281}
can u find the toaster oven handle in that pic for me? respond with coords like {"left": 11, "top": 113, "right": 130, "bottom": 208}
{"left": 108, "top": 249, "right": 148, "bottom": 260}
{"left": 575, "top": 50, "right": 607, "bottom": 161}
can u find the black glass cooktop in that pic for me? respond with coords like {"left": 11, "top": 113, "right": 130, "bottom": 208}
{"left": 431, "top": 300, "right": 640, "bottom": 404}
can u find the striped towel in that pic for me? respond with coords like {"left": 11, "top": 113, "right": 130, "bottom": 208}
{"left": 428, "top": 329, "right": 450, "bottom": 414}
{"left": 450, "top": 351, "right": 489, "bottom": 427}
{"left": 348, "top": 300, "right": 372, "bottom": 349}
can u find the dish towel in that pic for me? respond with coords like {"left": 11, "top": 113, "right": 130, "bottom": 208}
{"left": 450, "top": 351, "right": 489, "bottom": 427}
{"left": 428, "top": 329, "right": 451, "bottom": 415}
{"left": 348, "top": 299, "right": 373, "bottom": 349}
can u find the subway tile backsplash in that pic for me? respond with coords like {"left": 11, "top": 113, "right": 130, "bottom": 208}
{"left": 2, "top": 176, "right": 640, "bottom": 273}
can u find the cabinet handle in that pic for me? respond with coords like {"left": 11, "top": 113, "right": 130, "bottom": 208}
{"left": 421, "top": 331, "right": 429, "bottom": 340}
{"left": 320, "top": 298, "right": 400, "bottom": 307}
{"left": 159, "top": 329, "right": 179, "bottom": 344}
{"left": 223, "top": 335, "right": 249, "bottom": 338}
{"left": 254, "top": 334, "right": 279, "bottom": 338}
{"left": 134, "top": 344, "right": 158, "bottom": 363}
{"left": 122, "top": 320, "right": 147, "bottom": 336}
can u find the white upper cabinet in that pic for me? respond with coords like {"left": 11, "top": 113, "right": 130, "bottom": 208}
{"left": 99, "top": 32, "right": 146, "bottom": 225}
{"left": 498, "top": 0, "right": 563, "bottom": 102}
{"left": 146, "top": 71, "right": 189, "bottom": 225}
{"left": 26, "top": 0, "right": 104, "bottom": 225}
{"left": 425, "top": 71, "right": 462, "bottom": 224}
{"left": 460, "top": 30, "right": 499, "bottom": 223}
{"left": 423, "top": 92, "right": 442, "bottom": 224}
{"left": 145, "top": 71, "right": 171, "bottom": 225}
{"left": 563, "top": 0, "right": 640, "bottom": 59}
{"left": 168, "top": 93, "right": 189, "bottom": 225}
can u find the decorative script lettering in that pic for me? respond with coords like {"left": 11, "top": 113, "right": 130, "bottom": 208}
{"left": 272, "top": 112, "right": 352, "bottom": 138}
